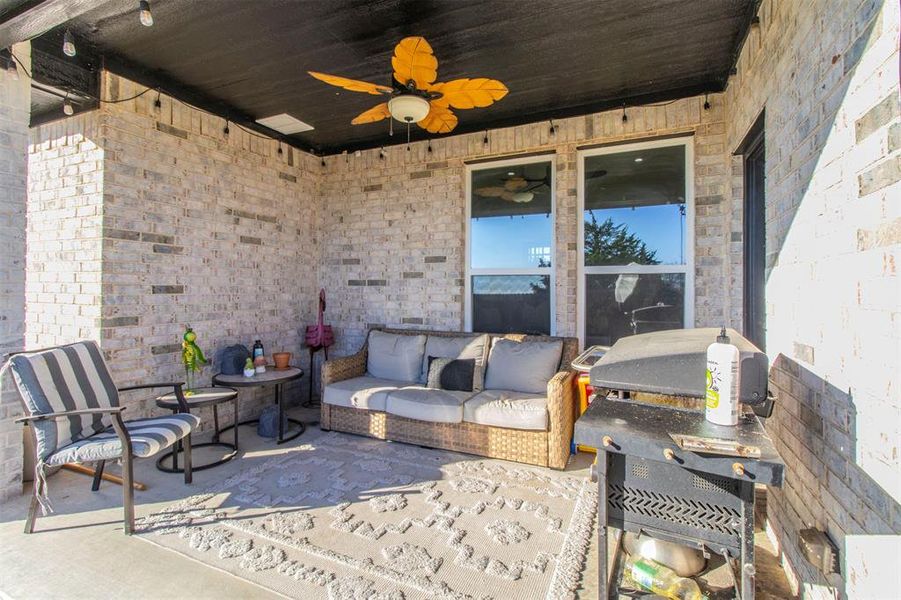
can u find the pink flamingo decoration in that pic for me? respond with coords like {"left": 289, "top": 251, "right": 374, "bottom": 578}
{"left": 304, "top": 289, "right": 334, "bottom": 405}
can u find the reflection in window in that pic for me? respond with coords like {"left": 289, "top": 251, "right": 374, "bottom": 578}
{"left": 468, "top": 159, "right": 554, "bottom": 334}
{"left": 471, "top": 162, "right": 552, "bottom": 270}
{"left": 472, "top": 275, "right": 551, "bottom": 335}
{"left": 581, "top": 140, "right": 691, "bottom": 346}
{"left": 585, "top": 273, "right": 685, "bottom": 346}
{"left": 584, "top": 145, "right": 686, "bottom": 266}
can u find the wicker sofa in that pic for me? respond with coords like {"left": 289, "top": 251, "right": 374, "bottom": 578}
{"left": 320, "top": 328, "right": 578, "bottom": 469}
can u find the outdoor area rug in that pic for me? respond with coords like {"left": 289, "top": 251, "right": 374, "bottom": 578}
{"left": 136, "top": 431, "right": 597, "bottom": 600}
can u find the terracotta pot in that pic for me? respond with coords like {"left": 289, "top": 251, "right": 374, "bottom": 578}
{"left": 272, "top": 352, "right": 292, "bottom": 369}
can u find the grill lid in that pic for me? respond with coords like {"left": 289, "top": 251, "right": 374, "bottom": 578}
{"left": 587, "top": 328, "right": 769, "bottom": 405}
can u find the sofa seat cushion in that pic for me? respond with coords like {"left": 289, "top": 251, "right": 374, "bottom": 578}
{"left": 463, "top": 389, "right": 548, "bottom": 431}
{"left": 322, "top": 376, "right": 408, "bottom": 412}
{"left": 386, "top": 387, "right": 473, "bottom": 424}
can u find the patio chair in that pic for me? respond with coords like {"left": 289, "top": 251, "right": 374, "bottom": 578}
{"left": 4, "top": 341, "right": 200, "bottom": 535}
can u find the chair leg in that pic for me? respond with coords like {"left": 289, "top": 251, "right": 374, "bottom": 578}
{"left": 182, "top": 433, "right": 193, "bottom": 485}
{"left": 121, "top": 453, "right": 135, "bottom": 535}
{"left": 91, "top": 460, "right": 106, "bottom": 491}
{"left": 24, "top": 480, "right": 42, "bottom": 534}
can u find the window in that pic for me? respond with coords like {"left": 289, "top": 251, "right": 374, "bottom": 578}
{"left": 578, "top": 138, "right": 693, "bottom": 346}
{"left": 466, "top": 156, "right": 555, "bottom": 334}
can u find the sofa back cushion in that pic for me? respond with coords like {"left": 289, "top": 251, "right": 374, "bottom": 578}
{"left": 484, "top": 338, "right": 564, "bottom": 394}
{"left": 367, "top": 330, "right": 427, "bottom": 382}
{"left": 419, "top": 334, "right": 489, "bottom": 387}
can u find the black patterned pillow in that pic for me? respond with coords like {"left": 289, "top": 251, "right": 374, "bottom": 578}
{"left": 426, "top": 356, "right": 476, "bottom": 392}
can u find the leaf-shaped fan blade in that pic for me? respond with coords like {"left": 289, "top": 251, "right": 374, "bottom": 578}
{"left": 351, "top": 103, "right": 391, "bottom": 125}
{"left": 392, "top": 37, "right": 438, "bottom": 88}
{"left": 308, "top": 71, "right": 392, "bottom": 96}
{"left": 501, "top": 191, "right": 516, "bottom": 202}
{"left": 475, "top": 186, "right": 508, "bottom": 197}
{"left": 418, "top": 103, "right": 458, "bottom": 134}
{"left": 504, "top": 176, "right": 528, "bottom": 191}
{"left": 430, "top": 78, "right": 508, "bottom": 109}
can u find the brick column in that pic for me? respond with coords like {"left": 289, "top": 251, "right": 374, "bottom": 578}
{"left": 0, "top": 42, "right": 30, "bottom": 501}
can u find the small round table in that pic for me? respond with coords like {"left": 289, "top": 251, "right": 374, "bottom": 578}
{"left": 212, "top": 367, "right": 305, "bottom": 445}
{"left": 155, "top": 386, "right": 239, "bottom": 472}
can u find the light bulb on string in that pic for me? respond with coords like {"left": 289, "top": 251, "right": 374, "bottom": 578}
{"left": 483, "top": 131, "right": 489, "bottom": 145}
{"left": 139, "top": 1, "right": 154, "bottom": 27}
{"left": 223, "top": 120, "right": 229, "bottom": 135}
{"left": 63, "top": 94, "right": 74, "bottom": 116}
{"left": 621, "top": 104, "right": 628, "bottom": 123}
{"left": 63, "top": 29, "right": 76, "bottom": 57}
{"left": 703, "top": 94, "right": 711, "bottom": 110}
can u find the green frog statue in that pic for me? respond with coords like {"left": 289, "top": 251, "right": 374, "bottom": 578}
{"left": 181, "top": 326, "right": 208, "bottom": 394}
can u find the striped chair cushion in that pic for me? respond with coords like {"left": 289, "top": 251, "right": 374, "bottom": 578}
{"left": 45, "top": 413, "right": 200, "bottom": 466}
{"left": 9, "top": 341, "right": 120, "bottom": 461}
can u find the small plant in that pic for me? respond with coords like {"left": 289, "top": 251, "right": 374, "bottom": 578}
{"left": 181, "top": 326, "right": 207, "bottom": 394}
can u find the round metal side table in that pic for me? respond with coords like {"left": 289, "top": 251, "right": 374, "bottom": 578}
{"left": 212, "top": 367, "right": 305, "bottom": 445}
{"left": 155, "top": 386, "right": 239, "bottom": 473}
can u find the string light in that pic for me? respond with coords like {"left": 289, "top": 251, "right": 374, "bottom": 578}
{"left": 427, "top": 141, "right": 433, "bottom": 153}
{"left": 139, "top": 0, "right": 154, "bottom": 27}
{"left": 342, "top": 149, "right": 348, "bottom": 162}
{"left": 1, "top": 50, "right": 17, "bottom": 80}
{"left": 154, "top": 89, "right": 161, "bottom": 108}
{"left": 62, "top": 29, "right": 76, "bottom": 57}
{"left": 63, "top": 94, "right": 74, "bottom": 116}
{"left": 223, "top": 120, "right": 229, "bottom": 135}
{"left": 277, "top": 143, "right": 283, "bottom": 155}
{"left": 483, "top": 130, "right": 489, "bottom": 145}
{"left": 703, "top": 94, "right": 711, "bottom": 110}
{"left": 321, "top": 156, "right": 326, "bottom": 167}
{"left": 549, "top": 120, "right": 557, "bottom": 136}
{"left": 354, "top": 150, "right": 362, "bottom": 158}
{"left": 621, "top": 104, "right": 628, "bottom": 123}
{"left": 379, "top": 147, "right": 386, "bottom": 160}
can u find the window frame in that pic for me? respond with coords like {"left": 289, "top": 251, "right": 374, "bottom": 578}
{"left": 576, "top": 136, "right": 695, "bottom": 347}
{"left": 464, "top": 154, "right": 557, "bottom": 335}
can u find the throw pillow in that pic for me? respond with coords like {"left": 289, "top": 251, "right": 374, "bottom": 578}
{"left": 367, "top": 330, "right": 427, "bottom": 382}
{"left": 418, "top": 334, "right": 489, "bottom": 387}
{"left": 484, "top": 338, "right": 564, "bottom": 394}
{"left": 426, "top": 356, "right": 476, "bottom": 392}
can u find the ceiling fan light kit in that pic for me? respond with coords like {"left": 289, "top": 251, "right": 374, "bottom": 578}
{"left": 388, "top": 95, "right": 431, "bottom": 123}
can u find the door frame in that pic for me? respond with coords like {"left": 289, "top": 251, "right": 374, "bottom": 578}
{"left": 737, "top": 111, "right": 766, "bottom": 350}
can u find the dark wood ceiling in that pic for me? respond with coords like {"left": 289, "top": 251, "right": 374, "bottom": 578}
{"left": 19, "top": 0, "right": 756, "bottom": 154}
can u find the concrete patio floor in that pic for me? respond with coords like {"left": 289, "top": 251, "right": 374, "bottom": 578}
{"left": 0, "top": 405, "right": 792, "bottom": 599}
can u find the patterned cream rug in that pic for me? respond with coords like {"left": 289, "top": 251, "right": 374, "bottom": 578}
{"left": 136, "top": 431, "right": 597, "bottom": 600}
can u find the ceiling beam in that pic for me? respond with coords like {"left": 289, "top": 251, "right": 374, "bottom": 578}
{"left": 0, "top": 0, "right": 114, "bottom": 48}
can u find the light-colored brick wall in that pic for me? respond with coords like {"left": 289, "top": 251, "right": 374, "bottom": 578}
{"left": 24, "top": 72, "right": 322, "bottom": 436}
{"left": 320, "top": 96, "right": 735, "bottom": 355}
{"left": 26, "top": 112, "right": 104, "bottom": 348}
{"left": 0, "top": 42, "right": 30, "bottom": 501}
{"left": 725, "top": 0, "right": 900, "bottom": 597}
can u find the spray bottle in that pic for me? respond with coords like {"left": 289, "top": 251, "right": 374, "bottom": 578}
{"left": 705, "top": 327, "right": 740, "bottom": 426}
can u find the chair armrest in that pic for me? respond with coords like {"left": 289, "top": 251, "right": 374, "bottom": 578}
{"left": 322, "top": 347, "right": 367, "bottom": 387}
{"left": 117, "top": 382, "right": 184, "bottom": 393}
{"left": 15, "top": 405, "right": 127, "bottom": 424}
{"left": 546, "top": 369, "right": 577, "bottom": 469}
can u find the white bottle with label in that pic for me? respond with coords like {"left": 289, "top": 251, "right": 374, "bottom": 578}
{"left": 705, "top": 327, "right": 741, "bottom": 426}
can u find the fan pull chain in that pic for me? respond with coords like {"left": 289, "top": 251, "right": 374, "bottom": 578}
{"left": 406, "top": 122, "right": 411, "bottom": 149}
{"left": 389, "top": 119, "right": 394, "bottom": 137}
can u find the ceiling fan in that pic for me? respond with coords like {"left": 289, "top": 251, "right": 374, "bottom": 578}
{"left": 475, "top": 173, "right": 549, "bottom": 204}
{"left": 308, "top": 36, "right": 508, "bottom": 137}
{"left": 475, "top": 168, "right": 607, "bottom": 204}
